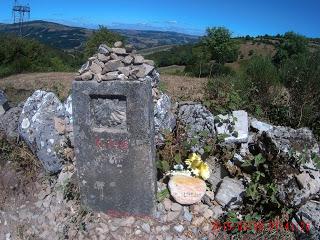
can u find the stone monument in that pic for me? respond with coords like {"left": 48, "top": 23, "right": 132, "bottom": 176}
{"left": 73, "top": 42, "right": 157, "bottom": 216}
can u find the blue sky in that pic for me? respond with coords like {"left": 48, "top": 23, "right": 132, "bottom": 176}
{"left": 1, "top": 0, "right": 319, "bottom": 37}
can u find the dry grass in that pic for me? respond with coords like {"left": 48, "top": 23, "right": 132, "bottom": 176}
{"left": 0, "top": 72, "right": 75, "bottom": 104}
{"left": 0, "top": 72, "right": 208, "bottom": 104}
{"left": 161, "top": 74, "right": 208, "bottom": 102}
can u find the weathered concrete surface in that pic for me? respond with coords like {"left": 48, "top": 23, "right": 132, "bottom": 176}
{"left": 73, "top": 80, "right": 157, "bottom": 216}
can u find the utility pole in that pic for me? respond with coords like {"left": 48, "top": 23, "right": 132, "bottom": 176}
{"left": 12, "top": 0, "right": 30, "bottom": 36}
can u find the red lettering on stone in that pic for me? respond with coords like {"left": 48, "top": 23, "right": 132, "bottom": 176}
{"left": 95, "top": 138, "right": 129, "bottom": 150}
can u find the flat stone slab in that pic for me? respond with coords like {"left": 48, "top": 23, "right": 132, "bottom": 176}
{"left": 73, "top": 80, "right": 157, "bottom": 216}
{"left": 215, "top": 110, "right": 248, "bottom": 144}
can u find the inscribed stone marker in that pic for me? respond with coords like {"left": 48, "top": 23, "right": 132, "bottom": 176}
{"left": 73, "top": 79, "right": 157, "bottom": 215}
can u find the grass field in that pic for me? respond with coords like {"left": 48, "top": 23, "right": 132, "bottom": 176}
{"left": 0, "top": 72, "right": 208, "bottom": 105}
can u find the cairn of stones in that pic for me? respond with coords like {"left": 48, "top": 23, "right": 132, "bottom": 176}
{"left": 75, "top": 41, "right": 161, "bottom": 101}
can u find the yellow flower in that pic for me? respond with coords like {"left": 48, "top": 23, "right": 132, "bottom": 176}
{"left": 185, "top": 153, "right": 210, "bottom": 180}
{"left": 185, "top": 153, "right": 202, "bottom": 169}
{"left": 199, "top": 162, "right": 210, "bottom": 180}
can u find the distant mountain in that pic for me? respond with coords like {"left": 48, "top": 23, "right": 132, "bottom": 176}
{"left": 0, "top": 20, "right": 199, "bottom": 51}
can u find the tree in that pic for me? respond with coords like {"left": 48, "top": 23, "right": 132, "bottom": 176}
{"left": 273, "top": 31, "right": 308, "bottom": 65}
{"left": 84, "top": 26, "right": 124, "bottom": 57}
{"left": 202, "top": 27, "right": 239, "bottom": 64}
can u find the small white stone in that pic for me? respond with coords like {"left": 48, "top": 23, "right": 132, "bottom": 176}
{"left": 21, "top": 118, "right": 30, "bottom": 129}
{"left": 174, "top": 225, "right": 184, "bottom": 233}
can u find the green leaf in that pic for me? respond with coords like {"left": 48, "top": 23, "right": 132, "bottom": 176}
{"left": 204, "top": 145, "right": 213, "bottom": 153}
{"left": 254, "top": 154, "right": 265, "bottom": 167}
{"left": 161, "top": 160, "right": 170, "bottom": 172}
{"left": 174, "top": 153, "right": 182, "bottom": 164}
{"left": 157, "top": 189, "right": 170, "bottom": 202}
{"left": 241, "top": 159, "right": 253, "bottom": 167}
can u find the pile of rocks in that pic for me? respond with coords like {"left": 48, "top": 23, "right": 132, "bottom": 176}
{"left": 75, "top": 41, "right": 159, "bottom": 85}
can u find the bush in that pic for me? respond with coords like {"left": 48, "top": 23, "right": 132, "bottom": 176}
{"left": 280, "top": 50, "right": 320, "bottom": 136}
{"left": 0, "top": 35, "right": 78, "bottom": 77}
{"left": 240, "top": 56, "right": 280, "bottom": 102}
{"left": 84, "top": 26, "right": 124, "bottom": 58}
{"left": 273, "top": 31, "right": 308, "bottom": 65}
{"left": 204, "top": 75, "right": 245, "bottom": 114}
{"left": 185, "top": 63, "right": 232, "bottom": 78}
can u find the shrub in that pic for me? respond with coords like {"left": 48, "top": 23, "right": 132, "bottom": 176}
{"left": 84, "top": 26, "right": 124, "bottom": 58}
{"left": 280, "top": 50, "right": 320, "bottom": 136}
{"left": 273, "top": 31, "right": 308, "bottom": 65}
{"left": 0, "top": 35, "right": 78, "bottom": 77}
{"left": 204, "top": 75, "right": 244, "bottom": 114}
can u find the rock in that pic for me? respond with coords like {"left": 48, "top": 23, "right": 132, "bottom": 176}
{"left": 89, "top": 60, "right": 103, "bottom": 74}
{"left": 120, "top": 216, "right": 135, "bottom": 227}
{"left": 132, "top": 65, "right": 152, "bottom": 78}
{"left": 215, "top": 177, "right": 245, "bottom": 208}
{"left": 124, "top": 44, "right": 134, "bottom": 53}
{"left": 296, "top": 171, "right": 320, "bottom": 195}
{"left": 178, "top": 103, "right": 216, "bottom": 154}
{"left": 144, "top": 59, "right": 155, "bottom": 66}
{"left": 215, "top": 110, "right": 249, "bottom": 144}
{"left": 168, "top": 175, "right": 206, "bottom": 205}
{"left": 203, "top": 208, "right": 214, "bottom": 219}
{"left": 134, "top": 55, "right": 145, "bottom": 64}
{"left": 166, "top": 211, "right": 181, "bottom": 222}
{"left": 80, "top": 71, "right": 93, "bottom": 81}
{"left": 204, "top": 191, "right": 215, "bottom": 201}
{"left": 0, "top": 90, "right": 10, "bottom": 115}
{"left": 250, "top": 118, "right": 273, "bottom": 133}
{"left": 97, "top": 53, "right": 110, "bottom": 62}
{"left": 0, "top": 104, "right": 23, "bottom": 142}
{"left": 114, "top": 41, "right": 123, "bottom": 48}
{"left": 163, "top": 198, "right": 172, "bottom": 211}
{"left": 19, "top": 90, "right": 68, "bottom": 173}
{"left": 206, "top": 157, "right": 229, "bottom": 192}
{"left": 191, "top": 216, "right": 205, "bottom": 227}
{"left": 122, "top": 55, "right": 133, "bottom": 65}
{"left": 174, "top": 225, "right": 184, "bottom": 233}
{"left": 183, "top": 207, "right": 193, "bottom": 222}
{"left": 102, "top": 71, "right": 120, "bottom": 81}
{"left": 118, "top": 66, "right": 130, "bottom": 77}
{"left": 293, "top": 201, "right": 320, "bottom": 239}
{"left": 171, "top": 203, "right": 183, "bottom": 212}
{"left": 103, "top": 60, "right": 124, "bottom": 73}
{"left": 211, "top": 205, "right": 224, "bottom": 219}
{"left": 110, "top": 53, "right": 120, "bottom": 60}
{"left": 112, "top": 48, "right": 127, "bottom": 55}
{"left": 79, "top": 61, "right": 91, "bottom": 74}
{"left": 259, "top": 126, "right": 320, "bottom": 170}
{"left": 141, "top": 223, "right": 151, "bottom": 233}
{"left": 98, "top": 44, "right": 112, "bottom": 55}
{"left": 154, "top": 93, "right": 176, "bottom": 145}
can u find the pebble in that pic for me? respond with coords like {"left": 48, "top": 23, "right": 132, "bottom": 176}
{"left": 183, "top": 208, "right": 193, "bottom": 222}
{"left": 174, "top": 225, "right": 184, "bottom": 233}
{"left": 166, "top": 211, "right": 181, "bottom": 222}
{"left": 171, "top": 203, "right": 183, "bottom": 212}
{"left": 141, "top": 222, "right": 151, "bottom": 233}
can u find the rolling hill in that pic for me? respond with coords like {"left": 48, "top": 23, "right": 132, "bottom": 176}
{"left": 0, "top": 20, "right": 199, "bottom": 51}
